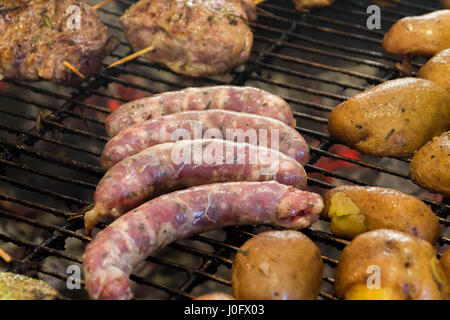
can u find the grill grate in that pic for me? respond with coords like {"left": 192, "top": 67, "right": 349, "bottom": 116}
{"left": 0, "top": 0, "right": 448, "bottom": 300}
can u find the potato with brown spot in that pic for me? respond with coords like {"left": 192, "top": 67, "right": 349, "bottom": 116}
{"left": 321, "top": 186, "right": 440, "bottom": 244}
{"left": 441, "top": 249, "right": 450, "bottom": 285}
{"left": 328, "top": 78, "right": 450, "bottom": 157}
{"left": 231, "top": 230, "right": 323, "bottom": 300}
{"left": 418, "top": 49, "right": 450, "bottom": 91}
{"left": 383, "top": 10, "right": 450, "bottom": 57}
{"left": 335, "top": 229, "right": 449, "bottom": 300}
{"left": 195, "top": 293, "right": 235, "bottom": 300}
{"left": 409, "top": 131, "right": 450, "bottom": 198}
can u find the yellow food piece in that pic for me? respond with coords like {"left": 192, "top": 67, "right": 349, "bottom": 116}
{"left": 231, "top": 230, "right": 323, "bottom": 300}
{"left": 0, "top": 272, "right": 58, "bottom": 300}
{"left": 409, "top": 131, "right": 450, "bottom": 197}
{"left": 327, "top": 78, "right": 450, "bottom": 157}
{"left": 292, "top": 0, "right": 334, "bottom": 12}
{"left": 345, "top": 284, "right": 398, "bottom": 300}
{"left": 430, "top": 256, "right": 446, "bottom": 286}
{"left": 418, "top": 49, "right": 450, "bottom": 92}
{"left": 383, "top": 10, "right": 450, "bottom": 57}
{"left": 322, "top": 186, "right": 441, "bottom": 244}
{"left": 335, "top": 229, "right": 449, "bottom": 300}
{"left": 328, "top": 192, "right": 367, "bottom": 239}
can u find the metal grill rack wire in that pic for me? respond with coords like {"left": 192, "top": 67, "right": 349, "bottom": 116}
{"left": 0, "top": 0, "right": 448, "bottom": 300}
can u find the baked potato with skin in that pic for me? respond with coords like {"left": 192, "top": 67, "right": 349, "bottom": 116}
{"left": 383, "top": 10, "right": 450, "bottom": 57}
{"left": 327, "top": 78, "right": 450, "bottom": 157}
{"left": 194, "top": 293, "right": 235, "bottom": 300}
{"left": 441, "top": 249, "right": 450, "bottom": 285}
{"left": 418, "top": 49, "right": 450, "bottom": 91}
{"left": 335, "top": 229, "right": 449, "bottom": 300}
{"left": 231, "top": 230, "right": 323, "bottom": 300}
{"left": 409, "top": 131, "right": 450, "bottom": 198}
{"left": 321, "top": 186, "right": 440, "bottom": 244}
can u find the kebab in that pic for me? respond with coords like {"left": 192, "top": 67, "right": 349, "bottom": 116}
{"left": 0, "top": 0, "right": 118, "bottom": 85}
{"left": 108, "top": 0, "right": 257, "bottom": 77}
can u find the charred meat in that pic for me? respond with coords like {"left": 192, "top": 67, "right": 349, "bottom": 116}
{"left": 119, "top": 0, "right": 257, "bottom": 77}
{"left": 0, "top": 0, "right": 118, "bottom": 85}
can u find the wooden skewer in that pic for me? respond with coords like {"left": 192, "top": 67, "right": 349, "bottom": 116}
{"left": 92, "top": 0, "right": 114, "bottom": 10}
{"left": 63, "top": 61, "right": 86, "bottom": 79}
{"left": 107, "top": 46, "right": 154, "bottom": 69}
{"left": 0, "top": 248, "right": 11, "bottom": 263}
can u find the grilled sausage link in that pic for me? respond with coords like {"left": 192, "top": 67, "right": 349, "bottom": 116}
{"left": 85, "top": 139, "right": 307, "bottom": 234}
{"left": 83, "top": 181, "right": 324, "bottom": 300}
{"left": 105, "top": 86, "right": 296, "bottom": 137}
{"left": 101, "top": 109, "right": 309, "bottom": 169}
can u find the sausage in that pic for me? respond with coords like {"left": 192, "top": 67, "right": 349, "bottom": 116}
{"left": 85, "top": 139, "right": 308, "bottom": 234}
{"left": 82, "top": 181, "right": 324, "bottom": 300}
{"left": 101, "top": 109, "right": 309, "bottom": 169}
{"left": 105, "top": 86, "right": 296, "bottom": 137}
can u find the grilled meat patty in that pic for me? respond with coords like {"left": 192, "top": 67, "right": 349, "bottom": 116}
{"left": 119, "top": 0, "right": 257, "bottom": 77}
{"left": 0, "top": 0, "right": 118, "bottom": 85}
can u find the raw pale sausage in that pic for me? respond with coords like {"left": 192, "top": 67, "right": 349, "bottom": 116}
{"left": 101, "top": 109, "right": 309, "bottom": 169}
{"left": 83, "top": 181, "right": 324, "bottom": 300}
{"left": 105, "top": 86, "right": 296, "bottom": 137}
{"left": 85, "top": 139, "right": 308, "bottom": 233}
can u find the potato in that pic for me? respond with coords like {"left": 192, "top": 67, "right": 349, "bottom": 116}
{"left": 441, "top": 249, "right": 450, "bottom": 285}
{"left": 231, "top": 230, "right": 323, "bottom": 300}
{"left": 409, "top": 131, "right": 450, "bottom": 197}
{"left": 321, "top": 186, "right": 440, "bottom": 244}
{"left": 194, "top": 293, "right": 235, "bottom": 300}
{"left": 327, "top": 78, "right": 450, "bottom": 157}
{"left": 383, "top": 10, "right": 450, "bottom": 57}
{"left": 335, "top": 229, "right": 449, "bottom": 300}
{"left": 418, "top": 49, "right": 450, "bottom": 91}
